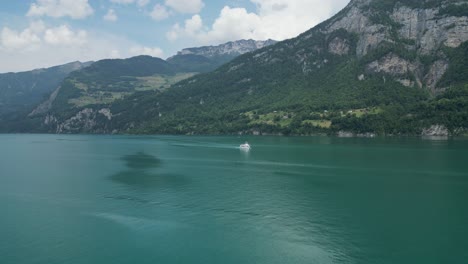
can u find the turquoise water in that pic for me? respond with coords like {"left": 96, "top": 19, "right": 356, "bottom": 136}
{"left": 0, "top": 135, "right": 467, "bottom": 264}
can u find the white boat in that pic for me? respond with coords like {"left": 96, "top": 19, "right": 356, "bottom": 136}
{"left": 239, "top": 142, "right": 251, "bottom": 150}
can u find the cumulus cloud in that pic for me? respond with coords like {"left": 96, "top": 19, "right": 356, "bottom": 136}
{"left": 165, "top": 0, "right": 204, "bottom": 14}
{"left": 130, "top": 46, "right": 165, "bottom": 58}
{"left": 0, "top": 20, "right": 48, "bottom": 52}
{"left": 1, "top": 27, "right": 42, "bottom": 51}
{"left": 104, "top": 9, "right": 118, "bottom": 21}
{"left": 167, "top": 0, "right": 349, "bottom": 44}
{"left": 167, "top": 15, "right": 203, "bottom": 41}
{"left": 0, "top": 22, "right": 163, "bottom": 72}
{"left": 0, "top": 22, "right": 87, "bottom": 52}
{"left": 110, "top": 0, "right": 150, "bottom": 6}
{"left": 150, "top": 4, "right": 170, "bottom": 21}
{"left": 27, "top": 0, "right": 94, "bottom": 19}
{"left": 44, "top": 25, "right": 87, "bottom": 45}
{"left": 137, "top": 0, "right": 150, "bottom": 7}
{"left": 110, "top": 0, "right": 135, "bottom": 4}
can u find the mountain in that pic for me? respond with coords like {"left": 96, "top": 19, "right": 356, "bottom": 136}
{"left": 12, "top": 40, "right": 274, "bottom": 133}
{"left": 27, "top": 56, "right": 190, "bottom": 129}
{"left": 167, "top": 39, "right": 277, "bottom": 73}
{"left": 0, "top": 61, "right": 91, "bottom": 129}
{"left": 17, "top": 0, "right": 468, "bottom": 135}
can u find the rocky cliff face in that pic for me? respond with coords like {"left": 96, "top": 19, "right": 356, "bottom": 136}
{"left": 315, "top": 0, "right": 468, "bottom": 93}
{"left": 52, "top": 108, "right": 112, "bottom": 134}
{"left": 174, "top": 39, "right": 277, "bottom": 58}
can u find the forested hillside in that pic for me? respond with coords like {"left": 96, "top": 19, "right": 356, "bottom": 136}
{"left": 10, "top": 0, "right": 468, "bottom": 136}
{"left": 0, "top": 61, "right": 91, "bottom": 131}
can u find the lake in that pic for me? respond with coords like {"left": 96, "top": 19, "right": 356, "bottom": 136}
{"left": 0, "top": 135, "right": 467, "bottom": 264}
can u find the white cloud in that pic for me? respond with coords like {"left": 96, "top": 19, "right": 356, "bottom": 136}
{"left": 167, "top": 14, "right": 203, "bottom": 41}
{"left": 137, "top": 0, "right": 150, "bottom": 7}
{"left": 27, "top": 0, "right": 94, "bottom": 19}
{"left": 109, "top": 0, "right": 151, "bottom": 12}
{"left": 0, "top": 22, "right": 162, "bottom": 72}
{"left": 110, "top": 0, "right": 135, "bottom": 4}
{"left": 130, "top": 46, "right": 165, "bottom": 58}
{"left": 0, "top": 21, "right": 87, "bottom": 50}
{"left": 1, "top": 27, "right": 42, "bottom": 51}
{"left": 150, "top": 4, "right": 170, "bottom": 21}
{"left": 167, "top": 0, "right": 350, "bottom": 44}
{"left": 165, "top": 0, "right": 204, "bottom": 14}
{"left": 185, "top": 15, "right": 203, "bottom": 33}
{"left": 0, "top": 21, "right": 48, "bottom": 52}
{"left": 44, "top": 25, "right": 87, "bottom": 46}
{"left": 29, "top": 20, "right": 47, "bottom": 34}
{"left": 110, "top": 0, "right": 149, "bottom": 6}
{"left": 104, "top": 9, "right": 118, "bottom": 21}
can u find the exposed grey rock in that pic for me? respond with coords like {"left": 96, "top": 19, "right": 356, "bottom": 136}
{"left": 424, "top": 60, "right": 449, "bottom": 94}
{"left": 228, "top": 63, "right": 244, "bottom": 72}
{"left": 392, "top": 5, "right": 468, "bottom": 54}
{"left": 56, "top": 108, "right": 94, "bottom": 133}
{"left": 367, "top": 53, "right": 416, "bottom": 75}
{"left": 326, "top": 6, "right": 388, "bottom": 57}
{"left": 98, "top": 108, "right": 112, "bottom": 120}
{"left": 338, "top": 131, "right": 355, "bottom": 138}
{"left": 29, "top": 85, "right": 62, "bottom": 117}
{"left": 310, "top": 0, "right": 468, "bottom": 100}
{"left": 328, "top": 37, "right": 350, "bottom": 55}
{"left": 397, "top": 79, "right": 415, "bottom": 87}
{"left": 327, "top": 6, "right": 370, "bottom": 34}
{"left": 174, "top": 39, "right": 277, "bottom": 58}
{"left": 44, "top": 114, "right": 57, "bottom": 125}
{"left": 422, "top": 125, "right": 449, "bottom": 136}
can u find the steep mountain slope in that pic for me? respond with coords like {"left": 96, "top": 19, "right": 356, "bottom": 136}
{"left": 0, "top": 61, "right": 91, "bottom": 119}
{"left": 28, "top": 0, "right": 468, "bottom": 135}
{"left": 0, "top": 61, "right": 93, "bottom": 132}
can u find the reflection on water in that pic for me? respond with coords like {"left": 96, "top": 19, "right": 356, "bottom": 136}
{"left": 110, "top": 152, "right": 186, "bottom": 188}
{"left": 240, "top": 147, "right": 250, "bottom": 159}
{"left": 122, "top": 152, "right": 161, "bottom": 169}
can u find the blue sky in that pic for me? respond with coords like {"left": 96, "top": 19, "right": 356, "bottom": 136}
{"left": 0, "top": 0, "right": 350, "bottom": 73}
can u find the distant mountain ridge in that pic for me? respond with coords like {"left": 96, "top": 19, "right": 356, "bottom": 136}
{"left": 172, "top": 39, "right": 277, "bottom": 58}
{"left": 167, "top": 39, "right": 277, "bottom": 73}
